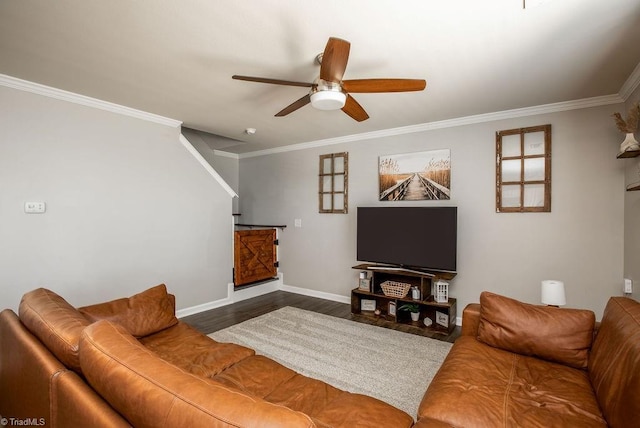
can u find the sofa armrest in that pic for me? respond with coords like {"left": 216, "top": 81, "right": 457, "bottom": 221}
{"left": 460, "top": 303, "right": 481, "bottom": 337}
{"left": 52, "top": 370, "right": 131, "bottom": 427}
{"left": 0, "top": 309, "right": 64, "bottom": 423}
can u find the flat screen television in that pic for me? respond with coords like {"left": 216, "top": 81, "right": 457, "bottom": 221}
{"left": 357, "top": 206, "right": 457, "bottom": 273}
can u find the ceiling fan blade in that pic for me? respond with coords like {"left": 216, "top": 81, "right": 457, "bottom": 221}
{"left": 342, "top": 95, "right": 369, "bottom": 122}
{"left": 342, "top": 79, "right": 426, "bottom": 93}
{"left": 319, "top": 37, "right": 351, "bottom": 83}
{"left": 232, "top": 75, "right": 314, "bottom": 88}
{"left": 275, "top": 94, "right": 312, "bottom": 117}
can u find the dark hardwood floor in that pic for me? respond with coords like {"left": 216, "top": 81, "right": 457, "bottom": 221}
{"left": 181, "top": 290, "right": 460, "bottom": 343}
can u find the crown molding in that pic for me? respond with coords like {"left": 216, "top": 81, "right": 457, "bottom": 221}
{"left": 239, "top": 93, "right": 624, "bottom": 159}
{"left": 619, "top": 61, "right": 640, "bottom": 101}
{"left": 0, "top": 74, "right": 235, "bottom": 194}
{"left": 3, "top": 72, "right": 629, "bottom": 160}
{"left": 0, "top": 73, "right": 182, "bottom": 128}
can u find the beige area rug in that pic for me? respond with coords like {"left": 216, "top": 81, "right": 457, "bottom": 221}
{"left": 209, "top": 306, "right": 452, "bottom": 418}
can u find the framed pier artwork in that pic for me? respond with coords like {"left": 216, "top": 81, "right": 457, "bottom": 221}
{"left": 378, "top": 149, "right": 451, "bottom": 201}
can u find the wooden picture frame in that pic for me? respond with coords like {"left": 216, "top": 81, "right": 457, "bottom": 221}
{"left": 361, "top": 299, "right": 376, "bottom": 311}
{"left": 358, "top": 278, "right": 371, "bottom": 292}
{"left": 388, "top": 301, "right": 397, "bottom": 316}
{"left": 436, "top": 311, "right": 449, "bottom": 328}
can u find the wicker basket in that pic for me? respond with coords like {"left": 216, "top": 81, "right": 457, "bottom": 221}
{"left": 380, "top": 280, "right": 411, "bottom": 298}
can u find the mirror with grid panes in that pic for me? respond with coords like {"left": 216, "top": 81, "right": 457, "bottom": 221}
{"left": 319, "top": 152, "right": 348, "bottom": 213}
{"left": 496, "top": 125, "right": 551, "bottom": 213}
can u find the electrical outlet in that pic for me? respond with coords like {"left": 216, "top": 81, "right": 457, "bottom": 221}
{"left": 24, "top": 201, "right": 46, "bottom": 214}
{"left": 294, "top": 219, "right": 302, "bottom": 228}
{"left": 624, "top": 278, "right": 633, "bottom": 294}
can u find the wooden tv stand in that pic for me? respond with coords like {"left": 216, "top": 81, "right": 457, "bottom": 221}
{"left": 351, "top": 264, "right": 457, "bottom": 335}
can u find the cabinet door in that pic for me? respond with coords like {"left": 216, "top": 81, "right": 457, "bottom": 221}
{"left": 234, "top": 229, "right": 277, "bottom": 286}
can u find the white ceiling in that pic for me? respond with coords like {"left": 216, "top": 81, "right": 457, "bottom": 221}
{"left": 1, "top": 0, "right": 639, "bottom": 154}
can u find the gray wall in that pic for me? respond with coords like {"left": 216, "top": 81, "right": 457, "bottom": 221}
{"left": 239, "top": 104, "right": 626, "bottom": 318}
{"left": 182, "top": 130, "right": 240, "bottom": 213}
{"left": 624, "top": 84, "right": 640, "bottom": 300}
{"left": 0, "top": 86, "right": 233, "bottom": 311}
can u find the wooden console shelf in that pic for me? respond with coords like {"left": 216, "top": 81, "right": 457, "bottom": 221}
{"left": 616, "top": 149, "right": 640, "bottom": 191}
{"left": 616, "top": 149, "right": 640, "bottom": 159}
{"left": 627, "top": 183, "right": 640, "bottom": 191}
{"left": 351, "top": 264, "right": 457, "bottom": 335}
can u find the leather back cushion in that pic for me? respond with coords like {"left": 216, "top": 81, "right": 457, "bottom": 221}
{"left": 589, "top": 297, "right": 640, "bottom": 426}
{"left": 79, "top": 320, "right": 316, "bottom": 428}
{"left": 477, "top": 292, "right": 595, "bottom": 369}
{"left": 18, "top": 288, "right": 90, "bottom": 372}
{"left": 79, "top": 284, "right": 177, "bottom": 338}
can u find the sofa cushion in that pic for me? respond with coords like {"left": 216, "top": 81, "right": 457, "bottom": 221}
{"left": 79, "top": 284, "right": 177, "bottom": 338}
{"left": 477, "top": 292, "right": 595, "bottom": 369}
{"left": 18, "top": 288, "right": 90, "bottom": 372}
{"left": 589, "top": 297, "right": 640, "bottom": 427}
{"left": 139, "top": 322, "right": 254, "bottom": 377}
{"left": 214, "top": 355, "right": 414, "bottom": 428}
{"left": 213, "top": 354, "right": 298, "bottom": 398}
{"left": 310, "top": 392, "right": 414, "bottom": 428}
{"left": 419, "top": 336, "right": 606, "bottom": 427}
{"left": 79, "top": 320, "right": 316, "bottom": 428}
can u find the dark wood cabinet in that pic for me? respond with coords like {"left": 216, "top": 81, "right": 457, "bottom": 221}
{"left": 351, "top": 264, "right": 457, "bottom": 335}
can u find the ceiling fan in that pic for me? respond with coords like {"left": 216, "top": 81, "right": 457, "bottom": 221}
{"left": 232, "top": 37, "right": 426, "bottom": 122}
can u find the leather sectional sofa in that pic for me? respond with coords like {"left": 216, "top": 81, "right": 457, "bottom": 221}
{"left": 1, "top": 285, "right": 639, "bottom": 427}
{"left": 0, "top": 285, "right": 413, "bottom": 427}
{"left": 415, "top": 292, "right": 640, "bottom": 427}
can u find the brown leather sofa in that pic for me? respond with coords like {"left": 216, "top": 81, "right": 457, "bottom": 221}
{"left": 0, "top": 285, "right": 413, "bottom": 427}
{"left": 415, "top": 292, "right": 640, "bottom": 428}
{"left": 3, "top": 286, "right": 639, "bottom": 427}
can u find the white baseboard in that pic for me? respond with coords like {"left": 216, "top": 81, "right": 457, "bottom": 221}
{"left": 280, "top": 283, "right": 351, "bottom": 305}
{"left": 176, "top": 296, "right": 232, "bottom": 318}
{"left": 176, "top": 275, "right": 282, "bottom": 318}
{"left": 231, "top": 275, "right": 282, "bottom": 302}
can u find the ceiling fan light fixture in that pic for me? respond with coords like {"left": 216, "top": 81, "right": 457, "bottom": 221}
{"left": 233, "top": 38, "right": 425, "bottom": 120}
{"left": 310, "top": 90, "right": 346, "bottom": 111}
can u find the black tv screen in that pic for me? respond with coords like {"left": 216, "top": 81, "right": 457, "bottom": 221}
{"left": 357, "top": 207, "right": 457, "bottom": 272}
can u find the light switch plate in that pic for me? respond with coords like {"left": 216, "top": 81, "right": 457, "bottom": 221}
{"left": 624, "top": 278, "right": 633, "bottom": 294}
